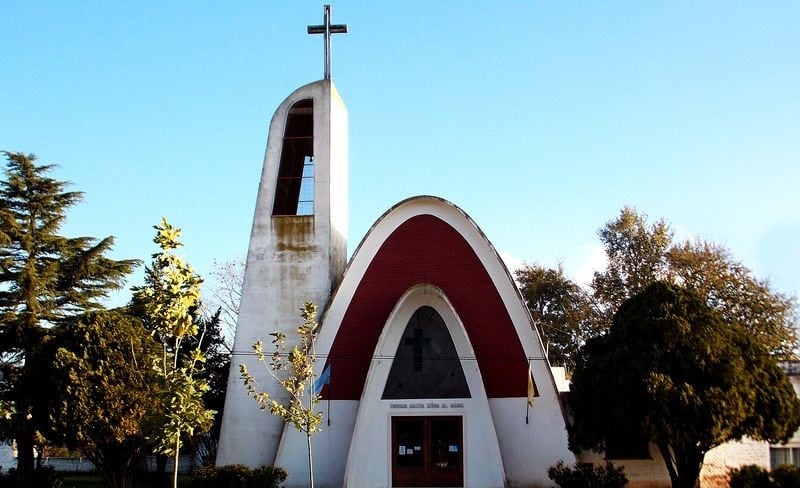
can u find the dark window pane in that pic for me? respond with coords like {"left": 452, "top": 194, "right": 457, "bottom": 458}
{"left": 395, "top": 418, "right": 424, "bottom": 468}
{"left": 382, "top": 306, "right": 471, "bottom": 399}
{"left": 430, "top": 418, "right": 461, "bottom": 469}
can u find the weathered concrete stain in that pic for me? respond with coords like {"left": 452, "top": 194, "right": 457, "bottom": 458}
{"left": 272, "top": 215, "right": 316, "bottom": 254}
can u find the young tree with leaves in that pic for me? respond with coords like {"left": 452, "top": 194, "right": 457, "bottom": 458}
{"left": 569, "top": 282, "right": 800, "bottom": 488}
{"left": 0, "top": 151, "right": 138, "bottom": 478}
{"left": 240, "top": 302, "right": 323, "bottom": 488}
{"left": 132, "top": 218, "right": 214, "bottom": 488}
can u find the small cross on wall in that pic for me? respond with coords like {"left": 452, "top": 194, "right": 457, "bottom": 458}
{"left": 307, "top": 5, "right": 348, "bottom": 80}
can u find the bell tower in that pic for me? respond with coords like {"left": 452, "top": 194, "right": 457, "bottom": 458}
{"left": 216, "top": 6, "right": 348, "bottom": 466}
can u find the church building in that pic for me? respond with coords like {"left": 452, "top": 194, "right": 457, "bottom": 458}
{"left": 216, "top": 6, "right": 573, "bottom": 488}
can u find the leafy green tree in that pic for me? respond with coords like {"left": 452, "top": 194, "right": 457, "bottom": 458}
{"left": 514, "top": 263, "right": 596, "bottom": 372}
{"left": 569, "top": 282, "right": 800, "bottom": 488}
{"left": 44, "top": 310, "right": 161, "bottom": 488}
{"left": 132, "top": 218, "right": 214, "bottom": 488}
{"left": 240, "top": 302, "right": 323, "bottom": 488}
{"left": 668, "top": 239, "right": 798, "bottom": 358}
{"left": 590, "top": 206, "right": 797, "bottom": 357}
{"left": 591, "top": 206, "right": 673, "bottom": 322}
{"left": 0, "top": 151, "right": 137, "bottom": 477}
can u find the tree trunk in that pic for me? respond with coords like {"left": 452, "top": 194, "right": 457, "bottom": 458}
{"left": 16, "top": 344, "right": 39, "bottom": 480}
{"left": 657, "top": 441, "right": 704, "bottom": 488}
{"left": 90, "top": 447, "right": 135, "bottom": 488}
{"left": 307, "top": 431, "right": 314, "bottom": 488}
{"left": 657, "top": 441, "right": 679, "bottom": 487}
{"left": 15, "top": 411, "right": 35, "bottom": 477}
{"left": 673, "top": 446, "right": 704, "bottom": 488}
{"left": 173, "top": 439, "right": 181, "bottom": 488}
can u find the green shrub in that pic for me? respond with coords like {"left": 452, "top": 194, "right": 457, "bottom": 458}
{"left": 249, "top": 465, "right": 288, "bottom": 488}
{"left": 547, "top": 461, "right": 627, "bottom": 488}
{"left": 730, "top": 465, "right": 773, "bottom": 488}
{"left": 772, "top": 465, "right": 800, "bottom": 488}
{"left": 0, "top": 466, "right": 64, "bottom": 488}
{"left": 191, "top": 464, "right": 287, "bottom": 488}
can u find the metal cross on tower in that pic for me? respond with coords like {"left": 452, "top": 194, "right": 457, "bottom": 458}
{"left": 307, "top": 4, "right": 348, "bottom": 80}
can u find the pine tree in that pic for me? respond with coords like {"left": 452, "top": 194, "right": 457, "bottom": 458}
{"left": 0, "top": 151, "right": 138, "bottom": 478}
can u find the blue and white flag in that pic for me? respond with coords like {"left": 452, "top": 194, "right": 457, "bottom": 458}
{"left": 313, "top": 364, "right": 331, "bottom": 395}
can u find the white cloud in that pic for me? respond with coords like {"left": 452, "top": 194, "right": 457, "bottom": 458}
{"left": 497, "top": 250, "right": 524, "bottom": 277}
{"left": 565, "top": 243, "right": 607, "bottom": 289}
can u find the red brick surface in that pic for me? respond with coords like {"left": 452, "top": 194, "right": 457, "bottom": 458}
{"left": 323, "top": 214, "right": 528, "bottom": 400}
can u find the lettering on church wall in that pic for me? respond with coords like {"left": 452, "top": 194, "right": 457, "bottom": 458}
{"left": 389, "top": 402, "right": 465, "bottom": 410}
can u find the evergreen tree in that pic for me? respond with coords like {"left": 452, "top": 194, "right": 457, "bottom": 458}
{"left": 193, "top": 308, "right": 230, "bottom": 466}
{"left": 569, "top": 282, "right": 800, "bottom": 488}
{"left": 0, "top": 151, "right": 138, "bottom": 478}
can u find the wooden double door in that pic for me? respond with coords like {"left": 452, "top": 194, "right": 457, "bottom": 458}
{"left": 391, "top": 416, "right": 463, "bottom": 487}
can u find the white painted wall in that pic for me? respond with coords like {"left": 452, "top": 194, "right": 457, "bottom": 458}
{"left": 702, "top": 439, "right": 768, "bottom": 486}
{"left": 274, "top": 400, "right": 359, "bottom": 488}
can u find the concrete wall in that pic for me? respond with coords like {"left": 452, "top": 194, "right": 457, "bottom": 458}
{"left": 217, "top": 79, "right": 348, "bottom": 468}
{"left": 0, "top": 445, "right": 196, "bottom": 475}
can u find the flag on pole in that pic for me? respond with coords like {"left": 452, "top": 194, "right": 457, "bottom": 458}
{"left": 527, "top": 366, "right": 538, "bottom": 407}
{"left": 314, "top": 363, "right": 331, "bottom": 395}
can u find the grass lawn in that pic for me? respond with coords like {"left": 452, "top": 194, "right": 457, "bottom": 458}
{"left": 61, "top": 473, "right": 192, "bottom": 488}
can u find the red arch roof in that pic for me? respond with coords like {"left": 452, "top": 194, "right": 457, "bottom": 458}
{"left": 324, "top": 213, "right": 528, "bottom": 400}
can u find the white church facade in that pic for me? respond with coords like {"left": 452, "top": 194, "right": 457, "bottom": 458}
{"left": 215, "top": 75, "right": 573, "bottom": 487}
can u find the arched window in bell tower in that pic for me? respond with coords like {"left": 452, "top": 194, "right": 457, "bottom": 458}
{"left": 273, "top": 99, "right": 314, "bottom": 216}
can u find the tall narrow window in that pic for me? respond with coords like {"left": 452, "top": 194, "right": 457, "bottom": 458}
{"left": 273, "top": 99, "right": 314, "bottom": 216}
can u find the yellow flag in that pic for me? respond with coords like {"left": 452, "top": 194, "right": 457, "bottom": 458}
{"left": 527, "top": 366, "right": 537, "bottom": 407}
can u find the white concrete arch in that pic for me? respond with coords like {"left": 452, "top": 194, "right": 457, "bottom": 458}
{"left": 312, "top": 196, "right": 573, "bottom": 487}
{"left": 316, "top": 195, "right": 555, "bottom": 397}
{"left": 343, "top": 284, "right": 506, "bottom": 488}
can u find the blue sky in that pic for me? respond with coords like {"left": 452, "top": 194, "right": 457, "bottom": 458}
{"left": 2, "top": 2, "right": 798, "bottom": 306}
